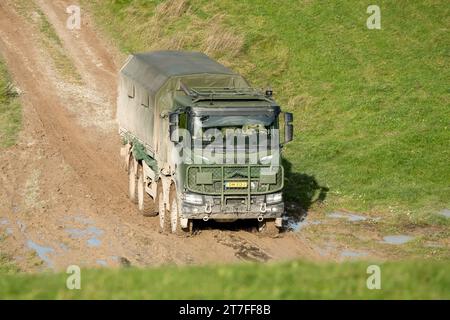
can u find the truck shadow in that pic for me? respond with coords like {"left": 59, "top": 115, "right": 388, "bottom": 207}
{"left": 281, "top": 158, "right": 329, "bottom": 230}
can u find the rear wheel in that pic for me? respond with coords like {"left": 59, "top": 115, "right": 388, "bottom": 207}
{"left": 128, "top": 158, "right": 138, "bottom": 204}
{"left": 137, "top": 164, "right": 157, "bottom": 216}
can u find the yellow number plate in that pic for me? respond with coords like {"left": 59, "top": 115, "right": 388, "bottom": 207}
{"left": 225, "top": 181, "right": 248, "bottom": 188}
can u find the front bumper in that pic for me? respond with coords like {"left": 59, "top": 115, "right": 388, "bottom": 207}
{"left": 181, "top": 200, "right": 284, "bottom": 220}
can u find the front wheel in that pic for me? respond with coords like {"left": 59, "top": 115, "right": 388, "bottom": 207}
{"left": 158, "top": 184, "right": 171, "bottom": 233}
{"left": 169, "top": 185, "right": 191, "bottom": 235}
{"left": 257, "top": 219, "right": 280, "bottom": 236}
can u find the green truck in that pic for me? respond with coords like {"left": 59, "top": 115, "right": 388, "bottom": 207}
{"left": 117, "top": 51, "right": 293, "bottom": 234}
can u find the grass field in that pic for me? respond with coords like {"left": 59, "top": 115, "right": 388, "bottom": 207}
{"left": 0, "top": 260, "right": 449, "bottom": 299}
{"left": 0, "top": 58, "right": 21, "bottom": 148}
{"left": 85, "top": 0, "right": 449, "bottom": 219}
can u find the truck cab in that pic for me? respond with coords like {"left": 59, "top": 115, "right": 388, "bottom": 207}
{"left": 168, "top": 87, "right": 293, "bottom": 231}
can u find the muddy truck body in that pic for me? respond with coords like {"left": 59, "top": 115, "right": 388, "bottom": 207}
{"left": 117, "top": 51, "right": 293, "bottom": 233}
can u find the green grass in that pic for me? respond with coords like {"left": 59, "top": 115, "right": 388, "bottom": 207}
{"left": 0, "top": 260, "right": 448, "bottom": 299}
{"left": 0, "top": 59, "right": 22, "bottom": 148}
{"left": 0, "top": 253, "right": 20, "bottom": 274}
{"left": 85, "top": 0, "right": 449, "bottom": 218}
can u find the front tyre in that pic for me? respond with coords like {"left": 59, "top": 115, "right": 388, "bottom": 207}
{"left": 158, "top": 184, "right": 171, "bottom": 233}
{"left": 257, "top": 219, "right": 280, "bottom": 236}
{"left": 169, "top": 185, "right": 190, "bottom": 235}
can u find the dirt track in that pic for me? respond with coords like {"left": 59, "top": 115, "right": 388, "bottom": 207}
{"left": 0, "top": 0, "right": 322, "bottom": 271}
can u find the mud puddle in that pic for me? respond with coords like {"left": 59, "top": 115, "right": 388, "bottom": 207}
{"left": 27, "top": 240, "right": 54, "bottom": 268}
{"left": 340, "top": 250, "right": 368, "bottom": 259}
{"left": 328, "top": 211, "right": 368, "bottom": 222}
{"left": 65, "top": 224, "right": 104, "bottom": 248}
{"left": 381, "top": 235, "right": 414, "bottom": 245}
{"left": 438, "top": 209, "right": 450, "bottom": 218}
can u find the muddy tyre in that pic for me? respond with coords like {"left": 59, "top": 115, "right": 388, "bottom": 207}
{"left": 158, "top": 183, "right": 171, "bottom": 233}
{"left": 137, "top": 164, "right": 157, "bottom": 216}
{"left": 128, "top": 158, "right": 138, "bottom": 204}
{"left": 258, "top": 219, "right": 280, "bottom": 236}
{"left": 169, "top": 185, "right": 191, "bottom": 235}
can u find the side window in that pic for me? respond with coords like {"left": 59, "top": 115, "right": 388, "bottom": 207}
{"left": 179, "top": 112, "right": 187, "bottom": 129}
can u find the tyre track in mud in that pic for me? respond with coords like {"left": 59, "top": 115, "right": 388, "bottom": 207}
{"left": 0, "top": 0, "right": 322, "bottom": 271}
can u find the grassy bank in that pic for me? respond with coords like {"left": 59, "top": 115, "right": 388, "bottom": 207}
{"left": 0, "top": 260, "right": 448, "bottom": 299}
{"left": 85, "top": 0, "right": 449, "bottom": 218}
{"left": 0, "top": 59, "right": 21, "bottom": 148}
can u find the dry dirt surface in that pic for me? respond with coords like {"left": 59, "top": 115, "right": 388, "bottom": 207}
{"left": 0, "top": 0, "right": 324, "bottom": 272}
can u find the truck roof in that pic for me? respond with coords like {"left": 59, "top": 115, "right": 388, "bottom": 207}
{"left": 120, "top": 51, "right": 246, "bottom": 97}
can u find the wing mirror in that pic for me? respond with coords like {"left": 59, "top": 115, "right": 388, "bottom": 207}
{"left": 284, "top": 112, "right": 293, "bottom": 143}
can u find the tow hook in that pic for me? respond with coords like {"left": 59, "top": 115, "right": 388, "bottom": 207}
{"left": 257, "top": 215, "right": 264, "bottom": 222}
{"left": 259, "top": 202, "right": 267, "bottom": 213}
{"left": 204, "top": 202, "right": 212, "bottom": 214}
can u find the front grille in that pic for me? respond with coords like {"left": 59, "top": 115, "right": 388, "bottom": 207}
{"left": 186, "top": 165, "right": 283, "bottom": 195}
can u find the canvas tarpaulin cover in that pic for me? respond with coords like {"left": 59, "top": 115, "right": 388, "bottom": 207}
{"left": 119, "top": 50, "right": 250, "bottom": 111}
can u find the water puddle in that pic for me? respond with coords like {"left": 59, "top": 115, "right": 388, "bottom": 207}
{"left": 340, "top": 250, "right": 368, "bottom": 258}
{"left": 328, "top": 211, "right": 367, "bottom": 222}
{"left": 382, "top": 235, "right": 414, "bottom": 245}
{"left": 87, "top": 238, "right": 101, "bottom": 247}
{"left": 66, "top": 226, "right": 103, "bottom": 238}
{"left": 288, "top": 219, "right": 322, "bottom": 231}
{"left": 27, "top": 240, "right": 54, "bottom": 268}
{"left": 65, "top": 224, "right": 103, "bottom": 247}
{"left": 96, "top": 259, "right": 108, "bottom": 266}
{"left": 73, "top": 215, "right": 94, "bottom": 225}
{"left": 438, "top": 209, "right": 450, "bottom": 218}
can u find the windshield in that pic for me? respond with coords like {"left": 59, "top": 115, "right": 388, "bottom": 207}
{"left": 195, "top": 114, "right": 275, "bottom": 128}
{"left": 191, "top": 114, "right": 276, "bottom": 145}
{"left": 176, "top": 112, "right": 280, "bottom": 165}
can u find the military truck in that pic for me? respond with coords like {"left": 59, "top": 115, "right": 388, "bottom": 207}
{"left": 117, "top": 51, "right": 293, "bottom": 234}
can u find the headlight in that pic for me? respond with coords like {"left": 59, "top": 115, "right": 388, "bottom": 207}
{"left": 266, "top": 192, "right": 282, "bottom": 204}
{"left": 184, "top": 193, "right": 204, "bottom": 205}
